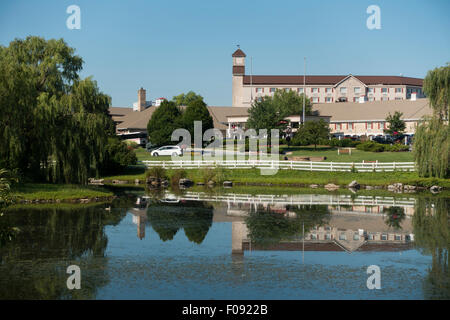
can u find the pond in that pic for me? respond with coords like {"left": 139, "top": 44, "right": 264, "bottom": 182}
{"left": 0, "top": 188, "right": 448, "bottom": 300}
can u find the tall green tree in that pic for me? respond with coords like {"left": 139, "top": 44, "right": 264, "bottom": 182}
{"left": 414, "top": 64, "right": 450, "bottom": 178}
{"left": 172, "top": 91, "right": 204, "bottom": 106}
{"left": 384, "top": 111, "right": 406, "bottom": 136}
{"left": 0, "top": 36, "right": 115, "bottom": 184}
{"left": 272, "top": 89, "right": 312, "bottom": 116}
{"left": 290, "top": 119, "right": 330, "bottom": 149}
{"left": 147, "top": 100, "right": 183, "bottom": 146}
{"left": 182, "top": 99, "right": 214, "bottom": 138}
{"left": 423, "top": 63, "right": 450, "bottom": 120}
{"left": 246, "top": 97, "right": 286, "bottom": 136}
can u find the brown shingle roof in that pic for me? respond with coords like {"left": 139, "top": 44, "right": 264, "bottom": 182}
{"left": 242, "top": 75, "right": 423, "bottom": 86}
{"left": 312, "top": 98, "right": 433, "bottom": 122}
{"left": 232, "top": 48, "right": 246, "bottom": 57}
{"left": 207, "top": 106, "right": 250, "bottom": 130}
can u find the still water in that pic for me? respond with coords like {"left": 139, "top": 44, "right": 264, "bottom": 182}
{"left": 0, "top": 188, "right": 448, "bottom": 300}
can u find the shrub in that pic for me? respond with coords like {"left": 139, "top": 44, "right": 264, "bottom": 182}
{"left": 356, "top": 141, "right": 385, "bottom": 152}
{"left": 170, "top": 169, "right": 187, "bottom": 185}
{"left": 124, "top": 141, "right": 139, "bottom": 150}
{"left": 99, "top": 138, "right": 138, "bottom": 175}
{"left": 384, "top": 144, "right": 410, "bottom": 152}
{"left": 145, "top": 166, "right": 167, "bottom": 181}
{"left": 201, "top": 168, "right": 217, "bottom": 184}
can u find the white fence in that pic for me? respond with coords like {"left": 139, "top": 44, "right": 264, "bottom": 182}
{"left": 141, "top": 160, "right": 415, "bottom": 172}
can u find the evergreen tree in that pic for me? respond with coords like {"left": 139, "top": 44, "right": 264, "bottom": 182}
{"left": 147, "top": 100, "right": 183, "bottom": 146}
{"left": 384, "top": 111, "right": 406, "bottom": 136}
{"left": 182, "top": 99, "right": 214, "bottom": 138}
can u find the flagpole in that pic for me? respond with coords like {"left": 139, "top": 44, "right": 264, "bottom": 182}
{"left": 302, "top": 57, "right": 306, "bottom": 125}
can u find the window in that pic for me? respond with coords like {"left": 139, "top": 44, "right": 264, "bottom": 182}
{"left": 368, "top": 234, "right": 375, "bottom": 240}
{"left": 395, "top": 235, "right": 402, "bottom": 241}
{"left": 312, "top": 88, "right": 318, "bottom": 93}
{"left": 325, "top": 233, "right": 331, "bottom": 240}
{"left": 298, "top": 88, "right": 304, "bottom": 93}
{"left": 310, "top": 234, "right": 317, "bottom": 240}
{"left": 353, "top": 234, "right": 360, "bottom": 240}
{"left": 381, "top": 234, "right": 388, "bottom": 240}
{"left": 369, "top": 97, "right": 375, "bottom": 102}
{"left": 354, "top": 87, "right": 361, "bottom": 94}
{"left": 325, "top": 88, "right": 332, "bottom": 93}
{"left": 381, "top": 88, "right": 388, "bottom": 94}
{"left": 382, "top": 96, "right": 388, "bottom": 101}
{"left": 336, "top": 123, "right": 341, "bottom": 130}
{"left": 349, "top": 123, "right": 354, "bottom": 130}
{"left": 256, "top": 88, "right": 263, "bottom": 93}
{"left": 339, "top": 233, "right": 347, "bottom": 240}
{"left": 395, "top": 88, "right": 402, "bottom": 93}
{"left": 368, "top": 88, "right": 374, "bottom": 94}
{"left": 284, "top": 88, "right": 290, "bottom": 92}
{"left": 312, "top": 97, "right": 319, "bottom": 103}
{"left": 326, "top": 97, "right": 332, "bottom": 103}
{"left": 269, "top": 88, "right": 276, "bottom": 93}
{"left": 340, "top": 87, "right": 347, "bottom": 94}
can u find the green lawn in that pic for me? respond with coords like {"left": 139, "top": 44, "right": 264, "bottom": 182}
{"left": 134, "top": 146, "right": 414, "bottom": 163}
{"left": 11, "top": 183, "right": 114, "bottom": 201}
{"left": 101, "top": 166, "right": 450, "bottom": 188}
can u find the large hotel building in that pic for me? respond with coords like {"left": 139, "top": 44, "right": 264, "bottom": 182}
{"left": 231, "top": 48, "right": 425, "bottom": 107}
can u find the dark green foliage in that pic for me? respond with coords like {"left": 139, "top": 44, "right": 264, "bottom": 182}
{"left": 290, "top": 120, "right": 330, "bottom": 149}
{"left": 0, "top": 36, "right": 115, "bottom": 184}
{"left": 384, "top": 111, "right": 406, "bottom": 136}
{"left": 356, "top": 141, "right": 410, "bottom": 152}
{"left": 98, "top": 138, "right": 137, "bottom": 175}
{"left": 147, "top": 100, "right": 183, "bottom": 146}
{"left": 319, "top": 138, "right": 361, "bottom": 148}
{"left": 145, "top": 166, "right": 167, "bottom": 181}
{"left": 245, "top": 205, "right": 330, "bottom": 247}
{"left": 383, "top": 206, "right": 406, "bottom": 230}
{"left": 182, "top": 99, "right": 214, "bottom": 138}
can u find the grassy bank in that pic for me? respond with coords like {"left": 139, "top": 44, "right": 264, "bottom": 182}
{"left": 102, "top": 166, "right": 450, "bottom": 188}
{"left": 11, "top": 183, "right": 114, "bottom": 201}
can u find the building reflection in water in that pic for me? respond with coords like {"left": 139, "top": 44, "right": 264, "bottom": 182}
{"left": 130, "top": 191, "right": 416, "bottom": 256}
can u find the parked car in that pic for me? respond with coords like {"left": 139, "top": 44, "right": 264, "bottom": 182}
{"left": 150, "top": 145, "right": 183, "bottom": 157}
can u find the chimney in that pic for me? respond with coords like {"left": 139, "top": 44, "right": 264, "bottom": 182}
{"left": 411, "top": 92, "right": 417, "bottom": 101}
{"left": 138, "top": 87, "right": 146, "bottom": 112}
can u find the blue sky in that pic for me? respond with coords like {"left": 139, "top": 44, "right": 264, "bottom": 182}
{"left": 1, "top": 0, "right": 449, "bottom": 107}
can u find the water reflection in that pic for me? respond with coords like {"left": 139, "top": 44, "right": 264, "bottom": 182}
{"left": 0, "top": 189, "right": 448, "bottom": 299}
{"left": 0, "top": 202, "right": 127, "bottom": 299}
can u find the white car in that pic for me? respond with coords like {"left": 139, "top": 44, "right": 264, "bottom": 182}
{"left": 151, "top": 145, "right": 183, "bottom": 157}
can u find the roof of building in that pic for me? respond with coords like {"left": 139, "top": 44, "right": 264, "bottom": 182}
{"left": 116, "top": 105, "right": 246, "bottom": 131}
{"left": 232, "top": 48, "right": 246, "bottom": 57}
{"left": 312, "top": 98, "right": 433, "bottom": 122}
{"left": 207, "top": 106, "right": 251, "bottom": 130}
{"left": 242, "top": 75, "right": 423, "bottom": 86}
{"left": 109, "top": 107, "right": 134, "bottom": 117}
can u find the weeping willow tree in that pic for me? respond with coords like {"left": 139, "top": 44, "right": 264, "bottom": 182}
{"left": 412, "top": 197, "right": 450, "bottom": 299}
{"left": 414, "top": 64, "right": 450, "bottom": 178}
{"left": 0, "top": 36, "right": 115, "bottom": 184}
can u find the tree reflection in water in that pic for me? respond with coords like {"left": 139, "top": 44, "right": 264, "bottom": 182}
{"left": 245, "top": 204, "right": 331, "bottom": 247}
{"left": 384, "top": 206, "right": 406, "bottom": 230}
{"left": 0, "top": 203, "right": 126, "bottom": 299}
{"left": 413, "top": 197, "right": 450, "bottom": 299}
{"left": 147, "top": 201, "right": 214, "bottom": 244}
